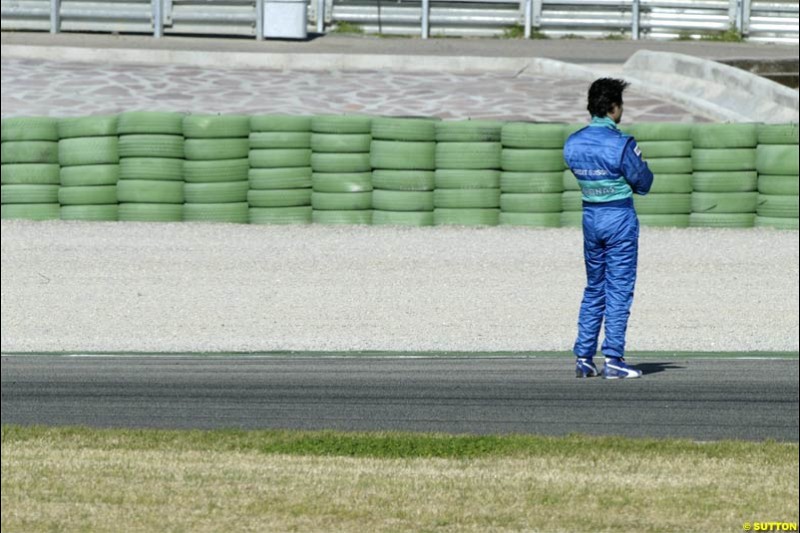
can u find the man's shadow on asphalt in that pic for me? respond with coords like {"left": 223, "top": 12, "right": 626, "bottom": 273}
{"left": 636, "top": 362, "right": 684, "bottom": 376}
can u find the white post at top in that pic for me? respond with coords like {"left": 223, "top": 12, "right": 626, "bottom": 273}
{"left": 153, "top": 0, "right": 164, "bottom": 38}
{"left": 50, "top": 0, "right": 61, "bottom": 34}
{"left": 421, "top": 0, "right": 430, "bottom": 39}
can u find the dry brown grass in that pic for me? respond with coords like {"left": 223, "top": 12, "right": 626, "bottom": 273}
{"left": 2, "top": 427, "right": 798, "bottom": 532}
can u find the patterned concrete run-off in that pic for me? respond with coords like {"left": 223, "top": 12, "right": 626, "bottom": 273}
{"left": 1, "top": 58, "right": 708, "bottom": 122}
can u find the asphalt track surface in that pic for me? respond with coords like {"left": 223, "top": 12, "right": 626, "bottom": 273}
{"left": 2, "top": 356, "right": 798, "bottom": 442}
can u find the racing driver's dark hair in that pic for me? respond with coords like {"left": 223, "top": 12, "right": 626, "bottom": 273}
{"left": 587, "top": 78, "right": 630, "bottom": 118}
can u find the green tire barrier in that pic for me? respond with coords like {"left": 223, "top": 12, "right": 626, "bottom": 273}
{"left": 250, "top": 132, "right": 312, "bottom": 149}
{"left": 119, "top": 158, "right": 183, "bottom": 181}
{"left": 370, "top": 141, "right": 436, "bottom": 170}
{"left": 692, "top": 123, "right": 758, "bottom": 148}
{"left": 435, "top": 142, "right": 502, "bottom": 170}
{"left": 501, "top": 149, "right": 565, "bottom": 172}
{"left": 58, "top": 185, "right": 118, "bottom": 205}
{"left": 692, "top": 171, "right": 757, "bottom": 192}
{"left": 118, "top": 203, "right": 183, "bottom": 222}
{"left": 433, "top": 208, "right": 499, "bottom": 226}
{"left": 1, "top": 116, "right": 59, "bottom": 142}
{"left": 435, "top": 169, "right": 500, "bottom": 189}
{"left": 1, "top": 203, "right": 60, "bottom": 220}
{"left": 649, "top": 174, "right": 692, "bottom": 194}
{"left": 498, "top": 212, "right": 561, "bottom": 227}
{"left": 247, "top": 188, "right": 313, "bottom": 208}
{"left": 249, "top": 168, "right": 313, "bottom": 190}
{"left": 646, "top": 157, "right": 693, "bottom": 174}
{"left": 500, "top": 193, "right": 562, "bottom": 213}
{"left": 371, "top": 118, "right": 437, "bottom": 142}
{"left": 434, "top": 188, "right": 501, "bottom": 208}
{"left": 1, "top": 184, "right": 59, "bottom": 204}
{"left": 58, "top": 115, "right": 118, "bottom": 139}
{"left": 691, "top": 192, "right": 758, "bottom": 213}
{"left": 117, "top": 112, "right": 184, "bottom": 135}
{"left": 757, "top": 124, "right": 799, "bottom": 145}
{"left": 183, "top": 202, "right": 249, "bottom": 223}
{"left": 638, "top": 214, "right": 690, "bottom": 227}
{"left": 560, "top": 211, "right": 583, "bottom": 227}
{"left": 311, "top": 172, "right": 372, "bottom": 193}
{"left": 62, "top": 164, "right": 121, "bottom": 188}
{"left": 312, "top": 209, "right": 372, "bottom": 225}
{"left": 628, "top": 123, "right": 692, "bottom": 142}
{"left": 501, "top": 123, "right": 565, "bottom": 149}
{"left": 755, "top": 216, "right": 799, "bottom": 230}
{"left": 561, "top": 191, "right": 583, "bottom": 211}
{"left": 1, "top": 114, "right": 797, "bottom": 229}
{"left": 757, "top": 175, "right": 799, "bottom": 196}
{"left": 689, "top": 213, "right": 755, "bottom": 228}
{"left": 249, "top": 206, "right": 313, "bottom": 224}
{"left": 372, "top": 210, "right": 435, "bottom": 226}
{"left": 60, "top": 204, "right": 118, "bottom": 221}
{"left": 119, "top": 135, "right": 184, "bottom": 159}
{"left": 637, "top": 140, "right": 693, "bottom": 158}
{"left": 183, "top": 115, "right": 250, "bottom": 139}
{"left": 116, "top": 180, "right": 184, "bottom": 204}
{"left": 372, "top": 190, "right": 434, "bottom": 211}
{"left": 2, "top": 164, "right": 60, "bottom": 185}
{"left": 311, "top": 153, "right": 371, "bottom": 173}
{"left": 311, "top": 115, "right": 372, "bottom": 134}
{"left": 251, "top": 115, "right": 312, "bottom": 132}
{"left": 500, "top": 171, "right": 563, "bottom": 193}
{"left": 59, "top": 137, "right": 118, "bottom": 166}
{"left": 250, "top": 149, "right": 313, "bottom": 168}
{"left": 1, "top": 141, "right": 59, "bottom": 164}
{"left": 183, "top": 159, "right": 249, "bottom": 183}
{"left": 562, "top": 170, "right": 580, "bottom": 191}
{"left": 371, "top": 170, "right": 435, "bottom": 191}
{"left": 312, "top": 134, "right": 372, "bottom": 153}
{"left": 633, "top": 193, "right": 691, "bottom": 215}
{"left": 756, "top": 145, "right": 799, "bottom": 175}
{"left": 691, "top": 149, "right": 756, "bottom": 172}
{"left": 757, "top": 194, "right": 799, "bottom": 218}
{"left": 311, "top": 191, "right": 372, "bottom": 210}
{"left": 435, "top": 120, "right": 503, "bottom": 142}
{"left": 184, "top": 138, "right": 249, "bottom": 160}
{"left": 184, "top": 181, "right": 249, "bottom": 203}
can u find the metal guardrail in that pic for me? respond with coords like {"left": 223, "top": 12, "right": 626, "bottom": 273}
{"left": 1, "top": 0, "right": 797, "bottom": 42}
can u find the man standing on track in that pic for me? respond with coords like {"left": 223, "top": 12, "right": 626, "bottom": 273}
{"left": 563, "top": 78, "right": 653, "bottom": 379}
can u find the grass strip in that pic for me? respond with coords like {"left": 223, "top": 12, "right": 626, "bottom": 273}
{"left": 4, "top": 424, "right": 797, "bottom": 459}
{"left": 3, "top": 425, "right": 798, "bottom": 533}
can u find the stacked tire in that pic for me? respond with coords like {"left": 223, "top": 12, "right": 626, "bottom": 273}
{"left": 499, "top": 122, "right": 564, "bottom": 227}
{"left": 433, "top": 120, "right": 503, "bottom": 226}
{"left": 183, "top": 115, "right": 250, "bottom": 224}
{"left": 631, "top": 123, "right": 693, "bottom": 227}
{"left": 58, "top": 115, "right": 120, "bottom": 221}
{"left": 116, "top": 112, "right": 185, "bottom": 223}
{"left": 310, "top": 115, "right": 373, "bottom": 225}
{"left": 248, "top": 115, "right": 313, "bottom": 225}
{"left": 755, "top": 124, "right": 799, "bottom": 230}
{"left": 690, "top": 124, "right": 758, "bottom": 228}
{"left": 1, "top": 117, "right": 61, "bottom": 221}
{"left": 370, "top": 117, "right": 437, "bottom": 226}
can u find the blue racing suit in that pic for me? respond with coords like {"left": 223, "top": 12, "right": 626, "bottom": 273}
{"left": 563, "top": 116, "right": 653, "bottom": 358}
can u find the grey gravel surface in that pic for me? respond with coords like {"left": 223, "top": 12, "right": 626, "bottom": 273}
{"left": 1, "top": 220, "right": 798, "bottom": 353}
{"left": 2, "top": 356, "right": 797, "bottom": 440}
